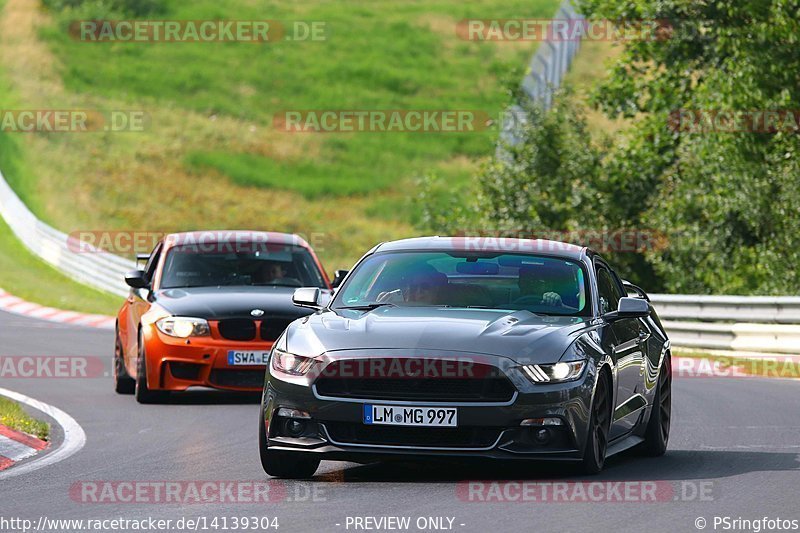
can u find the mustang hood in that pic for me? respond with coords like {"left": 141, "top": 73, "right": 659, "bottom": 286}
{"left": 154, "top": 286, "right": 313, "bottom": 319}
{"left": 286, "top": 307, "right": 597, "bottom": 364}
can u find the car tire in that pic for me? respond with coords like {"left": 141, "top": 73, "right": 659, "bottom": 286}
{"left": 258, "top": 404, "right": 319, "bottom": 479}
{"left": 114, "top": 331, "right": 135, "bottom": 395}
{"left": 640, "top": 352, "right": 671, "bottom": 456}
{"left": 134, "top": 330, "right": 168, "bottom": 404}
{"left": 580, "top": 370, "right": 611, "bottom": 474}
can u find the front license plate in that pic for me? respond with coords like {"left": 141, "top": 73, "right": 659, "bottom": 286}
{"left": 227, "top": 350, "right": 269, "bottom": 366}
{"left": 363, "top": 404, "right": 457, "bottom": 427}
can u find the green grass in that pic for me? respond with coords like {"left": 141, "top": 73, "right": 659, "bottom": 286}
{"left": 0, "top": 0, "right": 559, "bottom": 306}
{"left": 0, "top": 216, "right": 120, "bottom": 315}
{"left": 35, "top": 0, "right": 553, "bottom": 199}
{"left": 0, "top": 397, "right": 49, "bottom": 441}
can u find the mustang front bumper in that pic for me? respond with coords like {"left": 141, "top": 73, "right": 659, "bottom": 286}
{"left": 261, "top": 352, "right": 599, "bottom": 462}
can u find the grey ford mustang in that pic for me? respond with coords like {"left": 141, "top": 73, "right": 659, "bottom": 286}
{"left": 258, "top": 237, "right": 672, "bottom": 478}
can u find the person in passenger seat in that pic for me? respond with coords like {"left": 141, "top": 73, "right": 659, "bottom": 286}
{"left": 376, "top": 267, "right": 447, "bottom": 305}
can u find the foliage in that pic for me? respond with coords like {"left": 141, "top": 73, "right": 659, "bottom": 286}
{"left": 580, "top": 0, "right": 800, "bottom": 294}
{"left": 424, "top": 0, "right": 800, "bottom": 294}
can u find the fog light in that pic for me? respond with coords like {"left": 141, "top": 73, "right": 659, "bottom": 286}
{"left": 533, "top": 428, "right": 551, "bottom": 444}
{"left": 521, "top": 417, "right": 563, "bottom": 426}
{"left": 285, "top": 419, "right": 307, "bottom": 437}
{"left": 277, "top": 408, "right": 310, "bottom": 419}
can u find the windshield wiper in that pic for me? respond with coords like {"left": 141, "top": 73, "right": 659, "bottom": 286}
{"left": 336, "top": 302, "right": 398, "bottom": 311}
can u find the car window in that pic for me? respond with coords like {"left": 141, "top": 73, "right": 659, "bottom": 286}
{"left": 596, "top": 266, "right": 623, "bottom": 315}
{"left": 143, "top": 243, "right": 162, "bottom": 282}
{"left": 159, "top": 243, "right": 327, "bottom": 289}
{"left": 333, "top": 251, "right": 590, "bottom": 316}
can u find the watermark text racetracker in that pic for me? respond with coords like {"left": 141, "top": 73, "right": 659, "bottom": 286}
{"left": 0, "top": 110, "right": 147, "bottom": 133}
{"left": 674, "top": 356, "right": 800, "bottom": 380}
{"left": 447, "top": 230, "right": 668, "bottom": 253}
{"left": 456, "top": 18, "right": 673, "bottom": 42}
{"left": 274, "top": 110, "right": 494, "bottom": 133}
{"left": 70, "top": 20, "right": 327, "bottom": 42}
{"left": 458, "top": 481, "right": 716, "bottom": 503}
{"left": 66, "top": 230, "right": 329, "bottom": 254}
{"left": 70, "top": 480, "right": 325, "bottom": 504}
{"left": 669, "top": 109, "right": 800, "bottom": 134}
{"left": 0, "top": 356, "right": 107, "bottom": 379}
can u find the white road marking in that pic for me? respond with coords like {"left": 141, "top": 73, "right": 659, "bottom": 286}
{"left": 0, "top": 435, "right": 39, "bottom": 461}
{"left": 0, "top": 387, "right": 86, "bottom": 479}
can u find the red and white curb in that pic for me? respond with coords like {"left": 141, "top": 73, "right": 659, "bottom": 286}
{"left": 0, "top": 387, "right": 86, "bottom": 479}
{"left": 0, "top": 288, "right": 114, "bottom": 329}
{"left": 0, "top": 424, "right": 48, "bottom": 471}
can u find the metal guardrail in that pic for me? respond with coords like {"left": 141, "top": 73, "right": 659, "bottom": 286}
{"left": 520, "top": 0, "right": 583, "bottom": 110}
{"left": 649, "top": 295, "right": 800, "bottom": 354}
{"left": 0, "top": 2, "right": 796, "bottom": 353}
{"left": 2, "top": 167, "right": 798, "bottom": 352}
{"left": 0, "top": 169, "right": 134, "bottom": 297}
{"left": 650, "top": 294, "right": 800, "bottom": 324}
{"left": 500, "top": 0, "right": 584, "bottom": 145}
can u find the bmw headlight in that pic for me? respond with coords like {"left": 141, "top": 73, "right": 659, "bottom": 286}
{"left": 521, "top": 360, "right": 586, "bottom": 383}
{"left": 271, "top": 348, "right": 316, "bottom": 376}
{"left": 156, "top": 317, "right": 210, "bottom": 338}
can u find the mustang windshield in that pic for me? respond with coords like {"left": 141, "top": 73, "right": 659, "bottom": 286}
{"left": 160, "top": 243, "right": 326, "bottom": 289}
{"left": 334, "top": 251, "right": 589, "bottom": 316}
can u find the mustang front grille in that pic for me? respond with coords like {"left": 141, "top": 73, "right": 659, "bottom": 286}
{"left": 314, "top": 359, "right": 516, "bottom": 402}
{"left": 324, "top": 422, "right": 501, "bottom": 448}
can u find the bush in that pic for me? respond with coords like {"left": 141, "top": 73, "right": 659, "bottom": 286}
{"left": 41, "top": 0, "right": 165, "bottom": 17}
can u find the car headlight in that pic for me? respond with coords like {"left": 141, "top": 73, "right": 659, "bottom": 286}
{"left": 271, "top": 348, "right": 316, "bottom": 376}
{"left": 521, "top": 360, "right": 586, "bottom": 383}
{"left": 155, "top": 317, "right": 210, "bottom": 338}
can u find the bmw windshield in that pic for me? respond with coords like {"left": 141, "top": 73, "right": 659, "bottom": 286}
{"left": 333, "top": 251, "right": 590, "bottom": 316}
{"left": 160, "top": 243, "right": 327, "bottom": 289}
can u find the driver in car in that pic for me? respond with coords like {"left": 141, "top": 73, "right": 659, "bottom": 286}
{"left": 255, "top": 262, "right": 297, "bottom": 286}
{"left": 515, "top": 265, "right": 567, "bottom": 308}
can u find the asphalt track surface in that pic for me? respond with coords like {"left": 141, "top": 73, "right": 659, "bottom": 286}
{"left": 1, "top": 308, "right": 799, "bottom": 533}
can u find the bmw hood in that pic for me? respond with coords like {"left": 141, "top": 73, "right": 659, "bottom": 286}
{"left": 285, "top": 307, "right": 598, "bottom": 364}
{"left": 153, "top": 286, "right": 315, "bottom": 319}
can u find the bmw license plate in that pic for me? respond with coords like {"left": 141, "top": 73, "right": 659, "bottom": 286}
{"left": 363, "top": 404, "right": 457, "bottom": 427}
{"left": 227, "top": 350, "right": 269, "bottom": 366}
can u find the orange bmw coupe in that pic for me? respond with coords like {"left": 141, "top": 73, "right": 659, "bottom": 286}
{"left": 114, "top": 231, "right": 339, "bottom": 403}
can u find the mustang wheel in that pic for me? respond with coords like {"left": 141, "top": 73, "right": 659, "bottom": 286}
{"left": 258, "top": 404, "right": 319, "bottom": 479}
{"left": 641, "top": 352, "right": 672, "bottom": 456}
{"left": 581, "top": 370, "right": 611, "bottom": 474}
{"left": 135, "top": 331, "right": 168, "bottom": 404}
{"left": 113, "top": 331, "right": 135, "bottom": 395}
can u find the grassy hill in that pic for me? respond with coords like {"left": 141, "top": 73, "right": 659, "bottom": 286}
{"left": 0, "top": 0, "right": 557, "bottom": 313}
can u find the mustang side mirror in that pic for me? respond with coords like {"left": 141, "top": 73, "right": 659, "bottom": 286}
{"left": 605, "top": 297, "right": 650, "bottom": 320}
{"left": 124, "top": 269, "right": 149, "bottom": 289}
{"left": 622, "top": 279, "right": 650, "bottom": 301}
{"left": 331, "top": 269, "right": 349, "bottom": 289}
{"left": 293, "top": 287, "right": 323, "bottom": 309}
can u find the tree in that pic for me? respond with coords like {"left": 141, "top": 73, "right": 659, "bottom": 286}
{"left": 581, "top": 0, "right": 800, "bottom": 294}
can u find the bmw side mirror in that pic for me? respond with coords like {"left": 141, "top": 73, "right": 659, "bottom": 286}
{"left": 331, "top": 269, "right": 349, "bottom": 289}
{"left": 606, "top": 296, "right": 650, "bottom": 320}
{"left": 293, "top": 287, "right": 322, "bottom": 309}
{"left": 124, "top": 269, "right": 149, "bottom": 289}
